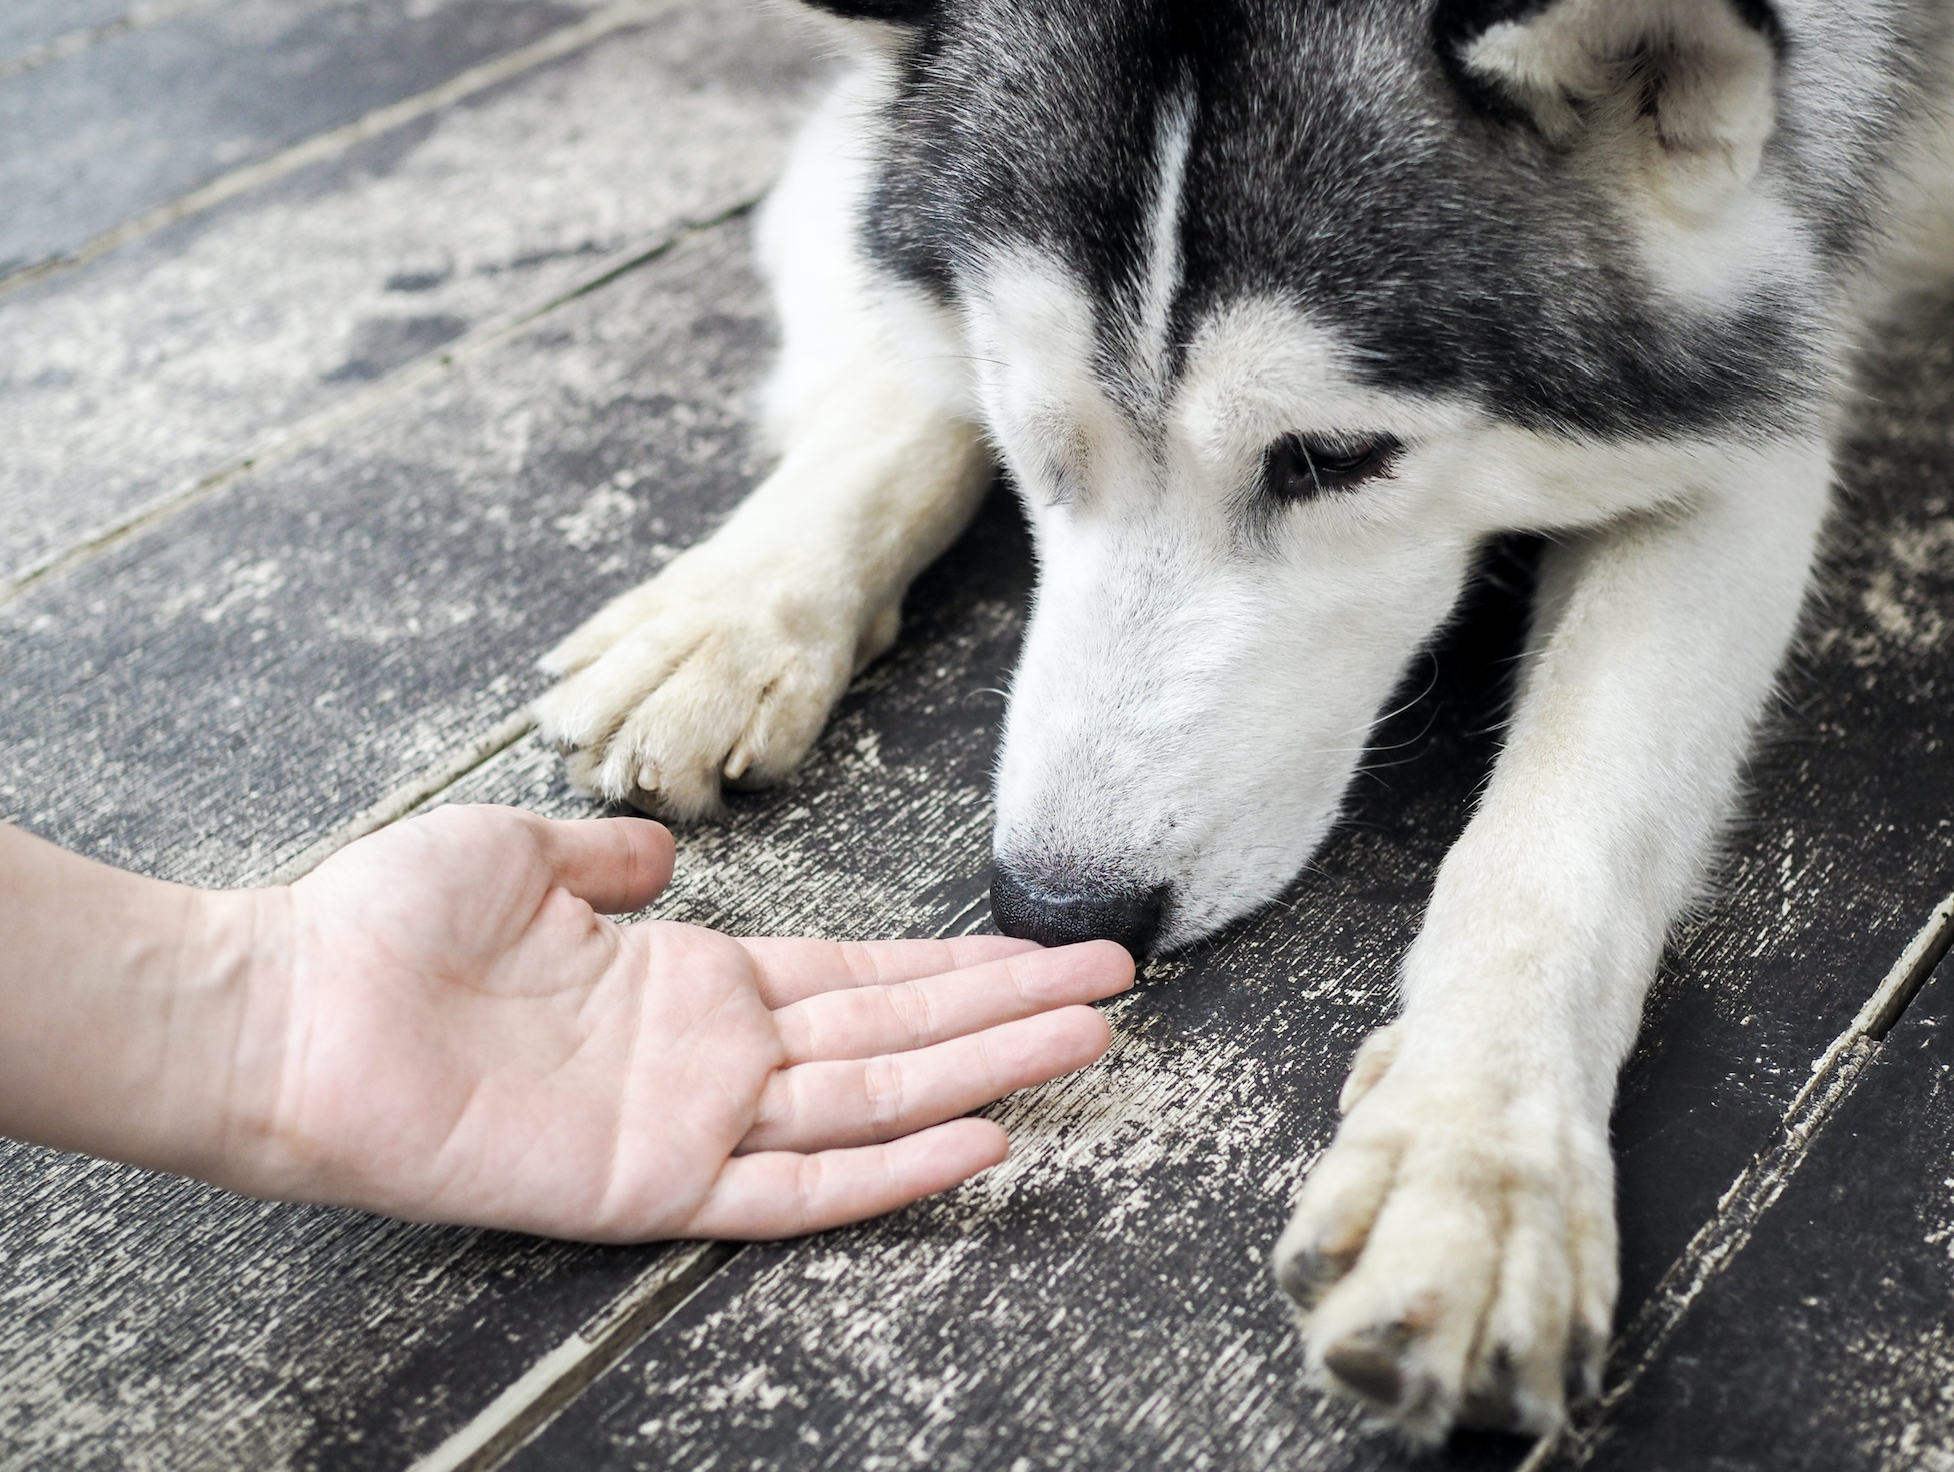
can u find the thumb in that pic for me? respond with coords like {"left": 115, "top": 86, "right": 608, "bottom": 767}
{"left": 531, "top": 815, "right": 675, "bottom": 914}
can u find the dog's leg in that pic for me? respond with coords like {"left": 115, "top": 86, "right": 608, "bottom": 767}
{"left": 1273, "top": 438, "right": 1834, "bottom": 1442}
{"left": 534, "top": 73, "right": 988, "bottom": 817}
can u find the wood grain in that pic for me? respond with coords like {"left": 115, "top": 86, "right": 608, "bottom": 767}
{"left": 0, "top": 1, "right": 168, "bottom": 69}
{"left": 1564, "top": 956, "right": 1954, "bottom": 1472}
{"left": 3, "top": 0, "right": 1951, "bottom": 1461}
{"left": 0, "top": 0, "right": 605, "bottom": 277}
{"left": 0, "top": 221, "right": 777, "bottom": 1469}
{"left": 495, "top": 297, "right": 1954, "bottom": 1469}
{"left": 0, "top": 0, "right": 820, "bottom": 583}
{"left": 0, "top": 219, "right": 776, "bottom": 887}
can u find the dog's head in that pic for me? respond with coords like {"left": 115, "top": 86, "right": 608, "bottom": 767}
{"left": 812, "top": 0, "right": 1865, "bottom": 953}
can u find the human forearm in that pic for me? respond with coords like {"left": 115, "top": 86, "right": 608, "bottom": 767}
{"left": 0, "top": 823, "right": 278, "bottom": 1175}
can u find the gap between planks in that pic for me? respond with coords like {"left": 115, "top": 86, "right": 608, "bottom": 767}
{"left": 270, "top": 692, "right": 1954, "bottom": 1469}
{"left": 1, "top": 198, "right": 757, "bottom": 606}
{"left": 267, "top": 720, "right": 1006, "bottom": 1466}
{"left": 0, "top": 0, "right": 685, "bottom": 300}
{"left": 402, "top": 1241, "right": 744, "bottom": 1472}
{"left": 264, "top": 711, "right": 539, "bottom": 883}
{"left": 1522, "top": 885, "right": 1954, "bottom": 1471}
{"left": 0, "top": 0, "right": 225, "bottom": 83}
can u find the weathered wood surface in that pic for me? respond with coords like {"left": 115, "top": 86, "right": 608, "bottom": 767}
{"left": 0, "top": 0, "right": 818, "bottom": 583}
{"left": 0, "top": 4, "right": 818, "bottom": 1461}
{"left": 0, "top": 1155, "right": 686, "bottom": 1470}
{"left": 0, "top": 213, "right": 783, "bottom": 889}
{"left": 2, "top": 0, "right": 1952, "bottom": 1466}
{"left": 0, "top": 2, "right": 145, "bottom": 65}
{"left": 1567, "top": 955, "right": 1954, "bottom": 1472}
{"left": 0, "top": 0, "right": 610, "bottom": 279}
{"left": 0, "top": 233, "right": 773, "bottom": 1472}
{"left": 484, "top": 299, "right": 1950, "bottom": 1468}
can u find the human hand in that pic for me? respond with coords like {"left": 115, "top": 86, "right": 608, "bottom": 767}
{"left": 218, "top": 805, "right": 1132, "bottom": 1239}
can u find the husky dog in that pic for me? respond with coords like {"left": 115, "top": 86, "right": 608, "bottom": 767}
{"left": 534, "top": 0, "right": 1954, "bottom": 1443}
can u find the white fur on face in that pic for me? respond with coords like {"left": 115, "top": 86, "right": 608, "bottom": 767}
{"left": 1126, "top": 86, "right": 1196, "bottom": 403}
{"left": 971, "top": 256, "right": 1482, "bottom": 947}
{"left": 972, "top": 253, "right": 1821, "bottom": 948}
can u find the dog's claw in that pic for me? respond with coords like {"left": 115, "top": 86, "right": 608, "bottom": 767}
{"left": 532, "top": 543, "right": 863, "bottom": 820}
{"left": 1276, "top": 1032, "right": 1616, "bottom": 1445}
{"left": 1460, "top": 1345, "right": 1525, "bottom": 1431}
{"left": 1323, "top": 1335, "right": 1407, "bottom": 1407}
{"left": 1564, "top": 1326, "right": 1605, "bottom": 1408}
{"left": 1276, "top": 1240, "right": 1355, "bottom": 1310}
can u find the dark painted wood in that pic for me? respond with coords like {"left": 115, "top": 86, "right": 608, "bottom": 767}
{"left": 1567, "top": 958, "right": 1954, "bottom": 1472}
{"left": 497, "top": 306, "right": 1954, "bottom": 1469}
{"left": 0, "top": 0, "right": 819, "bottom": 581}
{"left": 1606, "top": 291, "right": 1954, "bottom": 1323}
{"left": 0, "top": 225, "right": 773, "bottom": 1469}
{"left": 0, "top": 0, "right": 603, "bottom": 276}
{"left": 0, "top": 222, "right": 776, "bottom": 887}
{"left": 0, "top": 1, "right": 139, "bottom": 64}
{"left": 3, "top": 0, "right": 1949, "bottom": 1456}
{"left": 0, "top": 1148, "right": 678, "bottom": 1470}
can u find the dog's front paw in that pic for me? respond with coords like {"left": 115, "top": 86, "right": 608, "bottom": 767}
{"left": 1273, "top": 1028, "right": 1616, "bottom": 1445}
{"left": 533, "top": 544, "right": 892, "bottom": 819}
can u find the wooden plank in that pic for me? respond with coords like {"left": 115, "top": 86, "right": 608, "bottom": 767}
{"left": 1563, "top": 956, "right": 1954, "bottom": 1472}
{"left": 0, "top": 11, "right": 1944, "bottom": 1451}
{"left": 0, "top": 223, "right": 777, "bottom": 1469}
{"left": 0, "top": 1, "right": 161, "bottom": 68}
{"left": 0, "top": 218, "right": 777, "bottom": 886}
{"left": 0, "top": 0, "right": 819, "bottom": 585}
{"left": 0, "top": 0, "right": 609, "bottom": 277}
{"left": 0, "top": 1148, "right": 685, "bottom": 1471}
{"left": 488, "top": 296, "right": 1954, "bottom": 1468}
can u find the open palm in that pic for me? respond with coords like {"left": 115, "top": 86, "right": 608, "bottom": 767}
{"left": 238, "top": 805, "right": 1130, "bottom": 1240}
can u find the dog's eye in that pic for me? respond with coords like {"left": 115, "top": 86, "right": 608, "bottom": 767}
{"left": 1261, "top": 434, "right": 1401, "bottom": 503}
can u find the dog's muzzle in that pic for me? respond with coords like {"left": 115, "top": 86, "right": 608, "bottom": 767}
{"left": 990, "top": 863, "right": 1169, "bottom": 959}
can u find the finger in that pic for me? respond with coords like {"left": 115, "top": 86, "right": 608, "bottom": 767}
{"left": 773, "top": 940, "right": 1134, "bottom": 1064}
{"left": 736, "top": 934, "right": 1043, "bottom": 1007}
{"left": 684, "top": 1118, "right": 1009, "bottom": 1239}
{"left": 739, "top": 1005, "right": 1113, "bottom": 1154}
{"left": 530, "top": 814, "right": 675, "bottom": 914}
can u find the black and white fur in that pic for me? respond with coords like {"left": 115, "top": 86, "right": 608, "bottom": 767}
{"left": 535, "top": 0, "right": 1954, "bottom": 1443}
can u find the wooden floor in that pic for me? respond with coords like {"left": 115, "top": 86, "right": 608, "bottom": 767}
{"left": 2, "top": 4, "right": 1951, "bottom": 1469}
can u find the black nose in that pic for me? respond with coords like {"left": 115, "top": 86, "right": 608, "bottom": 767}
{"left": 990, "top": 864, "right": 1170, "bottom": 958}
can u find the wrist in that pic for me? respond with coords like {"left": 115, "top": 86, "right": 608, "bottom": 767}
{"left": 167, "top": 881, "right": 296, "bottom": 1189}
{"left": 0, "top": 822, "right": 293, "bottom": 1184}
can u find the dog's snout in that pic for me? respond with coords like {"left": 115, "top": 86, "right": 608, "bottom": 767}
{"left": 991, "top": 864, "right": 1169, "bottom": 958}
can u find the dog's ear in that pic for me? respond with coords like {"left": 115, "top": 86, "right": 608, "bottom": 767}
{"left": 1437, "top": 0, "right": 1781, "bottom": 201}
{"left": 797, "top": 0, "right": 931, "bottom": 23}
